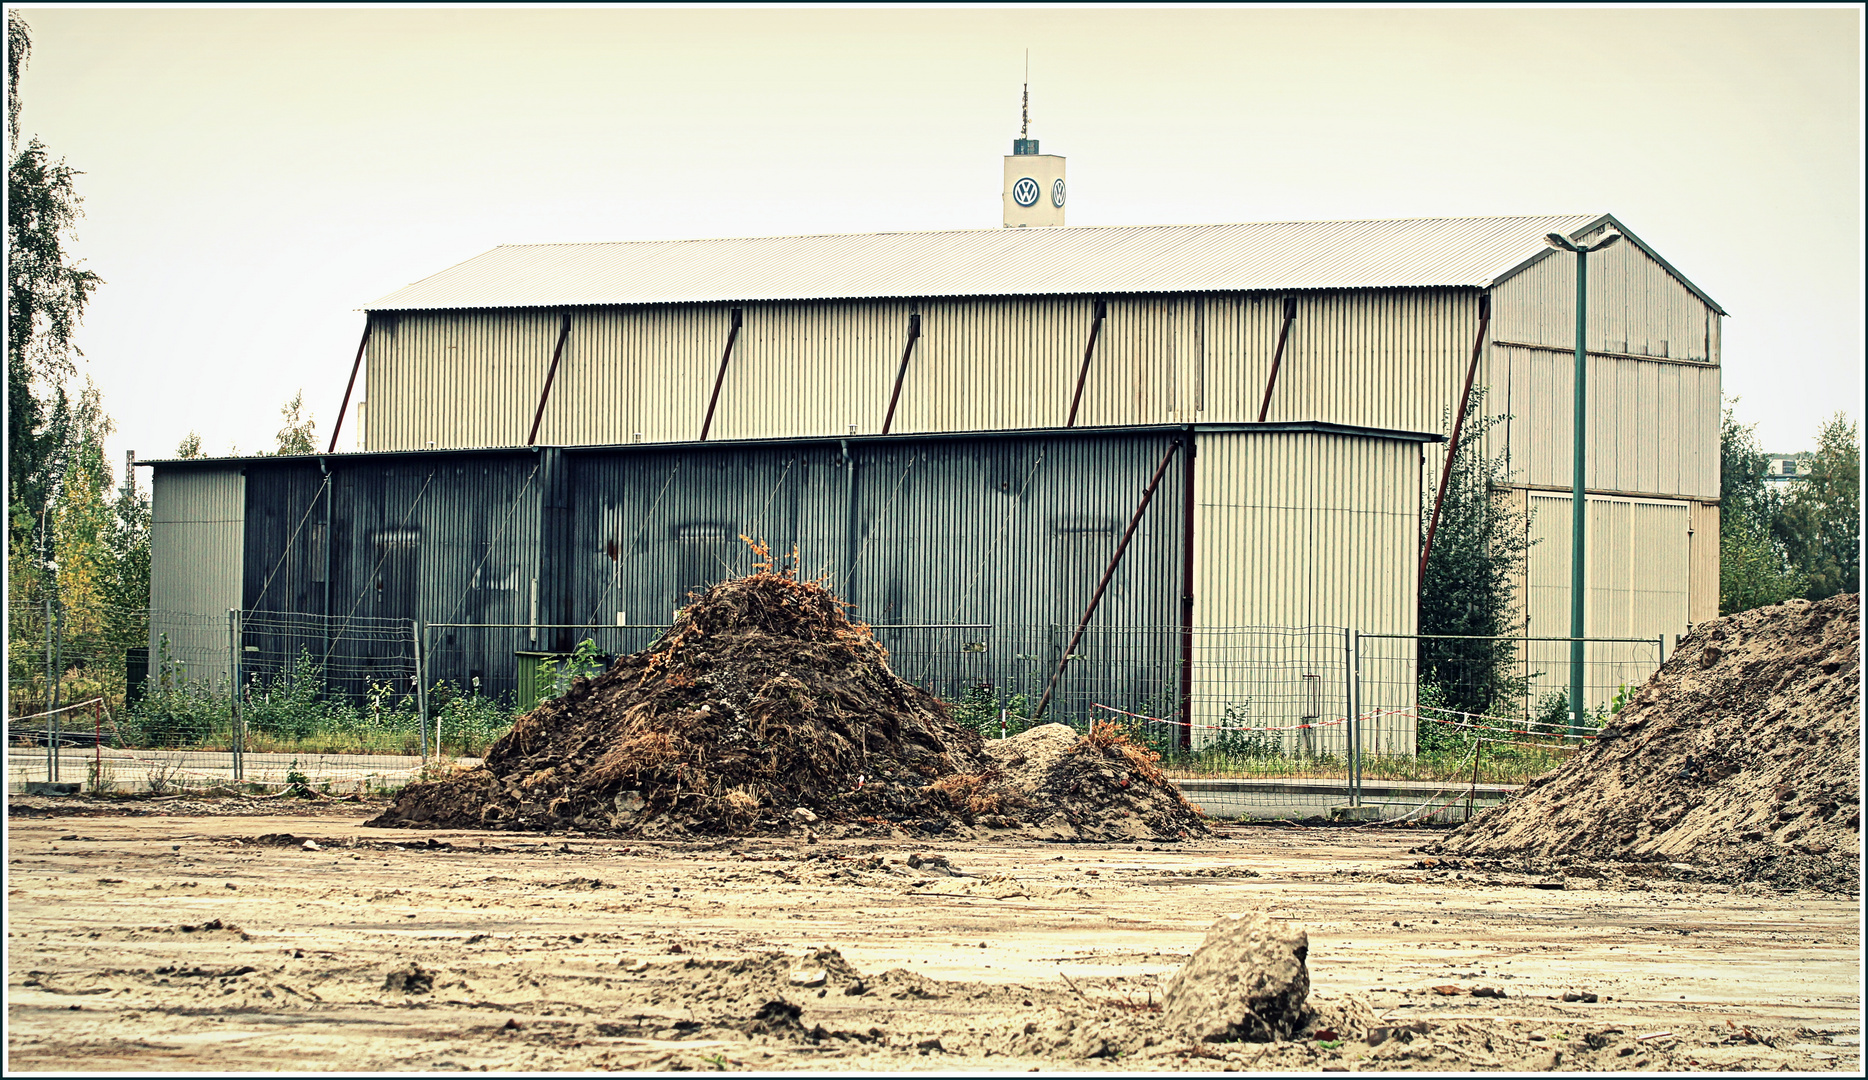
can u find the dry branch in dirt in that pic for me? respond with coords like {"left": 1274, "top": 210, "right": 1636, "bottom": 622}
{"left": 1434, "top": 593, "right": 1861, "bottom": 892}
{"left": 368, "top": 564, "right": 1208, "bottom": 841}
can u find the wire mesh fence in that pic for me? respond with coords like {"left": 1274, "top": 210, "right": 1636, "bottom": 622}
{"left": 10, "top": 602, "right": 1670, "bottom": 815}
{"left": 7, "top": 604, "right": 428, "bottom": 794}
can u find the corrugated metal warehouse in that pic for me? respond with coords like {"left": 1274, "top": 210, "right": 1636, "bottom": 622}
{"left": 146, "top": 422, "right": 1434, "bottom": 751}
{"left": 351, "top": 214, "right": 1724, "bottom": 652}
{"left": 145, "top": 211, "right": 1723, "bottom": 743}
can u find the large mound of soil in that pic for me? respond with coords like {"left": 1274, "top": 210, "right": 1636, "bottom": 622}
{"left": 1434, "top": 593, "right": 1861, "bottom": 892}
{"left": 368, "top": 568, "right": 1209, "bottom": 842}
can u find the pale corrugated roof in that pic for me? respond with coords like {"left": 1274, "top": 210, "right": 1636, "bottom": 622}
{"left": 364, "top": 213, "right": 1721, "bottom": 313}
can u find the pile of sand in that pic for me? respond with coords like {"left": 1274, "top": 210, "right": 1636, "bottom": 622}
{"left": 369, "top": 566, "right": 1208, "bottom": 842}
{"left": 1433, "top": 593, "right": 1860, "bottom": 892}
{"left": 986, "top": 724, "right": 1209, "bottom": 842}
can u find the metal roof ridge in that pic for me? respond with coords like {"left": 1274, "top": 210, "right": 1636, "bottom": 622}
{"left": 478, "top": 213, "right": 1605, "bottom": 250}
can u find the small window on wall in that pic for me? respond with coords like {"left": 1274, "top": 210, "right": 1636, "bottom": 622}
{"left": 674, "top": 522, "right": 738, "bottom": 610}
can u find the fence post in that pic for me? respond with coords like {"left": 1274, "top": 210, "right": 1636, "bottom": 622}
{"left": 1466, "top": 735, "right": 1483, "bottom": 822}
{"left": 228, "top": 609, "right": 244, "bottom": 782}
{"left": 1350, "top": 629, "right": 1363, "bottom": 808}
{"left": 43, "top": 592, "right": 54, "bottom": 781}
{"left": 415, "top": 620, "right": 429, "bottom": 763}
{"left": 1341, "top": 628, "right": 1353, "bottom": 806}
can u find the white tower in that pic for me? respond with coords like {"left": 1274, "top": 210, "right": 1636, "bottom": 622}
{"left": 1002, "top": 69, "right": 1064, "bottom": 228}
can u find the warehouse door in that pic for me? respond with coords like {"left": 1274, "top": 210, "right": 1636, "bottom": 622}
{"left": 369, "top": 526, "right": 421, "bottom": 618}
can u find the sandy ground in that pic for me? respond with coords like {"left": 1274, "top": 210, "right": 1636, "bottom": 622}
{"left": 5, "top": 795, "right": 1861, "bottom": 1072}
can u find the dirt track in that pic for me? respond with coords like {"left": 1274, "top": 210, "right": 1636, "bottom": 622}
{"left": 6, "top": 795, "right": 1861, "bottom": 1072}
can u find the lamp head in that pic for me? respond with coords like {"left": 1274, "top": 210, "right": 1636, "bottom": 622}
{"left": 1583, "top": 230, "right": 1623, "bottom": 253}
{"left": 1544, "top": 232, "right": 1581, "bottom": 253}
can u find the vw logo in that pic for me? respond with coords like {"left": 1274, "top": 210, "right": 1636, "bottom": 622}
{"left": 1051, "top": 179, "right": 1066, "bottom": 207}
{"left": 1012, "top": 177, "right": 1041, "bottom": 207}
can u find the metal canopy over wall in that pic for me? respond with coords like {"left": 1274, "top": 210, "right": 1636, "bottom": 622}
{"left": 145, "top": 423, "right": 1432, "bottom": 710}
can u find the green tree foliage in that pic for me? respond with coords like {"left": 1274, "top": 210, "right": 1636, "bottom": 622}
{"left": 1719, "top": 400, "right": 1783, "bottom": 538}
{"left": 274, "top": 390, "right": 317, "bottom": 455}
{"left": 175, "top": 431, "right": 204, "bottom": 459}
{"left": 6, "top": 14, "right": 149, "bottom": 715}
{"left": 1718, "top": 401, "right": 1803, "bottom": 614}
{"left": 7, "top": 10, "right": 103, "bottom": 579}
{"left": 1419, "top": 392, "right": 1531, "bottom": 723}
{"left": 1777, "top": 413, "right": 1860, "bottom": 600}
{"left": 8, "top": 12, "right": 102, "bottom": 540}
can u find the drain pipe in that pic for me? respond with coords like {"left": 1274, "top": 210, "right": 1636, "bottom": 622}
{"left": 1177, "top": 429, "right": 1195, "bottom": 751}
{"left": 319, "top": 456, "right": 334, "bottom": 665}
{"left": 840, "top": 438, "right": 859, "bottom": 597}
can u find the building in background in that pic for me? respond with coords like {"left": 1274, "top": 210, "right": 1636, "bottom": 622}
{"left": 345, "top": 214, "right": 1724, "bottom": 691}
{"left": 1763, "top": 453, "right": 1810, "bottom": 483}
{"left": 143, "top": 204, "right": 1723, "bottom": 746}
{"left": 144, "top": 421, "right": 1436, "bottom": 753}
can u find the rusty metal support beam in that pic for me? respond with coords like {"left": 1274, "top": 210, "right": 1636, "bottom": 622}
{"left": 880, "top": 312, "right": 921, "bottom": 436}
{"left": 698, "top": 308, "right": 744, "bottom": 441}
{"left": 326, "top": 322, "right": 372, "bottom": 454}
{"left": 525, "top": 313, "right": 574, "bottom": 447}
{"left": 1420, "top": 293, "right": 1492, "bottom": 584}
{"left": 1255, "top": 296, "right": 1299, "bottom": 423}
{"left": 1034, "top": 439, "right": 1181, "bottom": 720}
{"left": 1065, "top": 300, "right": 1108, "bottom": 427}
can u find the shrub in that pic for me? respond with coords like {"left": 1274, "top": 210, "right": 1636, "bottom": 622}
{"left": 947, "top": 683, "right": 1033, "bottom": 739}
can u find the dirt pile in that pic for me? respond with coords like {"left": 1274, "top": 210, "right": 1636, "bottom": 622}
{"left": 986, "top": 723, "right": 1210, "bottom": 842}
{"left": 367, "top": 566, "right": 1209, "bottom": 841}
{"left": 1434, "top": 593, "right": 1861, "bottom": 892}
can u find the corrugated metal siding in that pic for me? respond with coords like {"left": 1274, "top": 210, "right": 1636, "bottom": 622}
{"left": 1524, "top": 493, "right": 1691, "bottom": 710}
{"left": 159, "top": 426, "right": 1435, "bottom": 724}
{"left": 232, "top": 452, "right": 546, "bottom": 700}
{"left": 241, "top": 460, "right": 328, "bottom": 616}
{"left": 1689, "top": 500, "right": 1720, "bottom": 625}
{"left": 1490, "top": 225, "right": 1722, "bottom": 361}
{"left": 1191, "top": 430, "right": 1421, "bottom": 752}
{"left": 365, "top": 290, "right": 1481, "bottom": 450}
{"left": 364, "top": 215, "right": 1610, "bottom": 311}
{"left": 1480, "top": 344, "right": 1720, "bottom": 499}
{"left": 149, "top": 466, "right": 246, "bottom": 683}
{"left": 564, "top": 431, "right": 1185, "bottom": 632}
{"left": 1259, "top": 289, "right": 1477, "bottom": 433}
{"left": 365, "top": 310, "right": 563, "bottom": 451}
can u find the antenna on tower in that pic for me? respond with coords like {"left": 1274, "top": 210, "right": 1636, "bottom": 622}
{"left": 1021, "top": 49, "right": 1029, "bottom": 139}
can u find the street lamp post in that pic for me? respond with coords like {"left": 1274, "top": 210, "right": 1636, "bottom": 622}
{"left": 1543, "top": 229, "right": 1622, "bottom": 738}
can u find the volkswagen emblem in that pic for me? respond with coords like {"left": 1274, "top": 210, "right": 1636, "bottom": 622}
{"left": 1052, "top": 179, "right": 1066, "bottom": 208}
{"left": 1012, "top": 177, "right": 1041, "bottom": 208}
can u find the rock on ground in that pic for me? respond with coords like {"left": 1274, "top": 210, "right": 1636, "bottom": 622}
{"left": 1162, "top": 911, "right": 1311, "bottom": 1042}
{"left": 1434, "top": 593, "right": 1861, "bottom": 892}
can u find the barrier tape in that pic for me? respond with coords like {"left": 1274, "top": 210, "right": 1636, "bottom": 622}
{"left": 1418, "top": 709, "right": 1596, "bottom": 741}
{"left": 1092, "top": 702, "right": 1353, "bottom": 734}
{"left": 1093, "top": 702, "right": 1424, "bottom": 735}
{"left": 7, "top": 697, "right": 106, "bottom": 724}
{"left": 100, "top": 753, "right": 436, "bottom": 787}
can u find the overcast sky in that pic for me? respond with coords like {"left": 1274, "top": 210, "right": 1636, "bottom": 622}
{"left": 11, "top": 4, "right": 1862, "bottom": 477}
